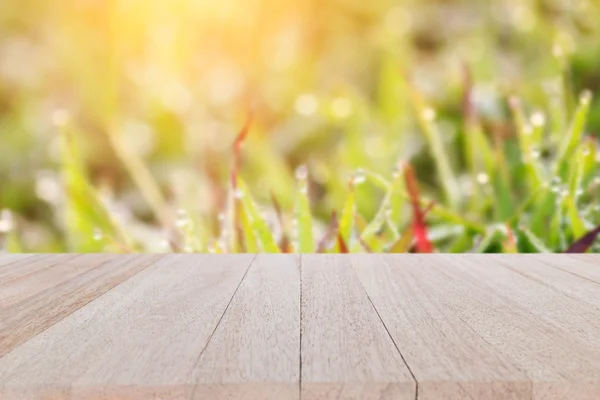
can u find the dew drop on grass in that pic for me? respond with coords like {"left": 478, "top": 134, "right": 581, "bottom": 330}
{"left": 176, "top": 209, "right": 191, "bottom": 228}
{"left": 422, "top": 107, "right": 436, "bottom": 121}
{"left": 93, "top": 228, "right": 103, "bottom": 241}
{"left": 582, "top": 147, "right": 591, "bottom": 157}
{"left": 233, "top": 188, "right": 244, "bottom": 199}
{"left": 51, "top": 109, "right": 70, "bottom": 127}
{"left": 530, "top": 112, "right": 546, "bottom": 127}
{"left": 476, "top": 172, "right": 490, "bottom": 185}
{"left": 176, "top": 217, "right": 190, "bottom": 229}
{"left": 522, "top": 125, "right": 533, "bottom": 136}
{"left": 530, "top": 148, "right": 541, "bottom": 159}
{"left": 580, "top": 90, "right": 592, "bottom": 106}
{"left": 552, "top": 176, "right": 562, "bottom": 184}
{"left": 552, "top": 43, "right": 564, "bottom": 58}
{"left": 295, "top": 94, "right": 318, "bottom": 116}
{"left": 295, "top": 164, "right": 308, "bottom": 180}
{"left": 35, "top": 171, "right": 61, "bottom": 204}
{"left": 331, "top": 97, "right": 353, "bottom": 119}
{"left": 0, "top": 210, "right": 14, "bottom": 233}
{"left": 353, "top": 169, "right": 366, "bottom": 185}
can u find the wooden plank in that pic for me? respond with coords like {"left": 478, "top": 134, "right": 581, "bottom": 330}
{"left": 0, "top": 254, "right": 74, "bottom": 280}
{"left": 351, "top": 254, "right": 531, "bottom": 400}
{"left": 0, "top": 254, "right": 37, "bottom": 268}
{"left": 301, "top": 254, "right": 415, "bottom": 400}
{"left": 0, "top": 254, "right": 118, "bottom": 310}
{"left": 0, "top": 254, "right": 254, "bottom": 400}
{"left": 569, "top": 255, "right": 600, "bottom": 266}
{"left": 405, "top": 255, "right": 600, "bottom": 400}
{"left": 439, "top": 255, "right": 600, "bottom": 350}
{"left": 192, "top": 254, "right": 300, "bottom": 400}
{"left": 487, "top": 254, "right": 600, "bottom": 311}
{"left": 0, "top": 254, "right": 159, "bottom": 358}
{"left": 535, "top": 254, "right": 600, "bottom": 283}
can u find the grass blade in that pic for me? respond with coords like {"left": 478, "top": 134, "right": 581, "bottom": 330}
{"left": 565, "top": 225, "right": 600, "bottom": 253}
{"left": 387, "top": 225, "right": 413, "bottom": 253}
{"left": 338, "top": 178, "right": 356, "bottom": 250}
{"left": 404, "top": 72, "right": 460, "bottom": 208}
{"left": 106, "top": 126, "right": 169, "bottom": 227}
{"left": 294, "top": 165, "right": 315, "bottom": 253}
{"left": 554, "top": 90, "right": 593, "bottom": 178}
{"left": 509, "top": 97, "right": 544, "bottom": 190}
{"left": 519, "top": 226, "right": 552, "bottom": 253}
{"left": 403, "top": 163, "right": 433, "bottom": 253}
{"left": 317, "top": 211, "right": 338, "bottom": 253}
{"left": 271, "top": 192, "right": 292, "bottom": 253}
{"left": 60, "top": 127, "right": 135, "bottom": 252}
{"left": 236, "top": 178, "right": 280, "bottom": 253}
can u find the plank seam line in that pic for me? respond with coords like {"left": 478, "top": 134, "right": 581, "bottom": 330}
{"left": 494, "top": 257, "right": 600, "bottom": 312}
{"left": 0, "top": 255, "right": 163, "bottom": 362}
{"left": 349, "top": 259, "right": 419, "bottom": 400}
{"left": 404, "top": 257, "right": 534, "bottom": 398}
{"left": 299, "top": 254, "right": 303, "bottom": 400}
{"left": 189, "top": 254, "right": 257, "bottom": 400}
{"left": 534, "top": 257, "right": 600, "bottom": 286}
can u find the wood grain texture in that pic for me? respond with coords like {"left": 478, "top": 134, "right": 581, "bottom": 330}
{"left": 410, "top": 255, "right": 600, "bottom": 400}
{"left": 0, "top": 254, "right": 37, "bottom": 268}
{"left": 192, "top": 254, "right": 300, "bottom": 400}
{"left": 0, "top": 254, "right": 76, "bottom": 283}
{"left": 301, "top": 255, "right": 416, "bottom": 400}
{"left": 440, "top": 255, "right": 600, "bottom": 349}
{"left": 0, "top": 254, "right": 117, "bottom": 310}
{"left": 0, "top": 254, "right": 158, "bottom": 358}
{"left": 487, "top": 255, "right": 600, "bottom": 313}
{"left": 351, "top": 254, "right": 531, "bottom": 400}
{"left": 537, "top": 254, "right": 600, "bottom": 284}
{"left": 1, "top": 254, "right": 600, "bottom": 399}
{"left": 0, "top": 254, "right": 254, "bottom": 400}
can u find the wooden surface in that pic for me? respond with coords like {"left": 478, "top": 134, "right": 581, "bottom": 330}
{"left": 0, "top": 255, "right": 600, "bottom": 399}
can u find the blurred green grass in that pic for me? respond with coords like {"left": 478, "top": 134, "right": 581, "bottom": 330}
{"left": 1, "top": 0, "right": 600, "bottom": 253}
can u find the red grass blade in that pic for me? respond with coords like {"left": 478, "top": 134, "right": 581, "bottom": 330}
{"left": 565, "top": 225, "right": 600, "bottom": 253}
{"left": 337, "top": 233, "right": 349, "bottom": 253}
{"left": 503, "top": 223, "right": 518, "bottom": 253}
{"left": 270, "top": 191, "right": 292, "bottom": 253}
{"left": 317, "top": 211, "right": 338, "bottom": 253}
{"left": 225, "top": 109, "right": 253, "bottom": 252}
{"left": 403, "top": 163, "right": 434, "bottom": 253}
{"left": 231, "top": 110, "right": 254, "bottom": 188}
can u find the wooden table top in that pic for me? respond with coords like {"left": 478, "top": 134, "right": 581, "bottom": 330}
{"left": 0, "top": 254, "right": 600, "bottom": 399}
